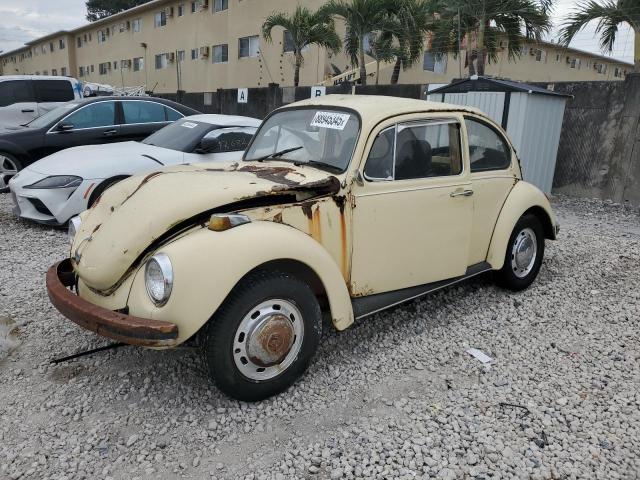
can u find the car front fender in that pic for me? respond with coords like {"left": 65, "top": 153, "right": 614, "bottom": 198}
{"left": 486, "top": 181, "right": 558, "bottom": 270}
{"left": 126, "top": 221, "right": 355, "bottom": 345}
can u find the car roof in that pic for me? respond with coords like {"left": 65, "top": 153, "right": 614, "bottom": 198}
{"left": 286, "top": 94, "right": 485, "bottom": 125}
{"left": 0, "top": 75, "right": 77, "bottom": 82}
{"left": 183, "top": 114, "right": 262, "bottom": 127}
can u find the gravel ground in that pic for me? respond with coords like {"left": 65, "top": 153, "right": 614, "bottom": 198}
{"left": 0, "top": 193, "right": 639, "bottom": 480}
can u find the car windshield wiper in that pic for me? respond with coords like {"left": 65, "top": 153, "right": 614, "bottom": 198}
{"left": 250, "top": 146, "right": 303, "bottom": 162}
{"left": 293, "top": 159, "right": 343, "bottom": 173}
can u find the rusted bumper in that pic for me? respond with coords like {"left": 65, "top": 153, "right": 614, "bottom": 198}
{"left": 46, "top": 259, "right": 179, "bottom": 347}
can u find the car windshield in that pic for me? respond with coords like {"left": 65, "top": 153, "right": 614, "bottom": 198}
{"left": 244, "top": 108, "right": 360, "bottom": 172}
{"left": 142, "top": 119, "right": 229, "bottom": 152}
{"left": 25, "top": 102, "right": 80, "bottom": 128}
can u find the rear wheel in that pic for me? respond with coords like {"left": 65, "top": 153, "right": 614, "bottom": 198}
{"left": 87, "top": 176, "right": 128, "bottom": 208}
{"left": 203, "top": 270, "right": 322, "bottom": 401}
{"left": 495, "top": 214, "right": 545, "bottom": 291}
{"left": 0, "top": 153, "right": 22, "bottom": 192}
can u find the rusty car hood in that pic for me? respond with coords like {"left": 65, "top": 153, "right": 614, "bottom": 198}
{"left": 73, "top": 161, "right": 340, "bottom": 291}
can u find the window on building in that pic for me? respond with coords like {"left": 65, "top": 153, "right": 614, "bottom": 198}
{"left": 465, "top": 118, "right": 511, "bottom": 172}
{"left": 99, "top": 62, "right": 111, "bottom": 75}
{"left": 191, "top": 48, "right": 199, "bottom": 60}
{"left": 214, "top": 0, "right": 228, "bottom": 12}
{"left": 238, "top": 35, "right": 259, "bottom": 58}
{"left": 213, "top": 44, "right": 228, "bottom": 63}
{"left": 43, "top": 70, "right": 48, "bottom": 75}
{"left": 113, "top": 61, "right": 118, "bottom": 70}
{"left": 41, "top": 46, "right": 46, "bottom": 54}
{"left": 98, "top": 30, "right": 107, "bottom": 43}
{"left": 133, "top": 57, "right": 144, "bottom": 71}
{"left": 535, "top": 49, "right": 546, "bottom": 62}
{"left": 123, "top": 100, "right": 167, "bottom": 124}
{"left": 90, "top": 65, "right": 94, "bottom": 73}
{"left": 178, "top": 3, "right": 185, "bottom": 16}
{"left": 177, "top": 50, "right": 186, "bottom": 62}
{"left": 33, "top": 79, "right": 75, "bottom": 102}
{"left": 77, "top": 37, "right": 82, "bottom": 48}
{"left": 155, "top": 54, "right": 168, "bottom": 69}
{"left": 49, "top": 42, "right": 55, "bottom": 52}
{"left": 283, "top": 31, "right": 295, "bottom": 53}
{"left": 191, "top": 1, "right": 197, "bottom": 13}
{"left": 61, "top": 67, "right": 67, "bottom": 76}
{"left": 79, "top": 66, "right": 85, "bottom": 77}
{"left": 570, "top": 58, "right": 581, "bottom": 69}
{"left": 155, "top": 11, "right": 167, "bottom": 27}
{"left": 132, "top": 18, "right": 142, "bottom": 32}
{"left": 423, "top": 52, "right": 447, "bottom": 74}
{"left": 51, "top": 69, "right": 58, "bottom": 76}
{"left": 59, "top": 39, "right": 65, "bottom": 49}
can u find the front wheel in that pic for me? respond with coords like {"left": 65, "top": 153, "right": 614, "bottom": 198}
{"left": 0, "top": 153, "right": 22, "bottom": 192}
{"left": 203, "top": 271, "right": 322, "bottom": 401}
{"left": 495, "top": 214, "right": 545, "bottom": 291}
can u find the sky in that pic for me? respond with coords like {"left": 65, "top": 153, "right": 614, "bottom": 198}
{"left": 0, "top": 0, "right": 635, "bottom": 63}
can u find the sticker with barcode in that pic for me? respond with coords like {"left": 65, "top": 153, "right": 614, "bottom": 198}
{"left": 181, "top": 121, "right": 198, "bottom": 128}
{"left": 310, "top": 111, "right": 350, "bottom": 130}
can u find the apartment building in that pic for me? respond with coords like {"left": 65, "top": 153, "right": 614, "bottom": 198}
{"left": 0, "top": 0, "right": 633, "bottom": 93}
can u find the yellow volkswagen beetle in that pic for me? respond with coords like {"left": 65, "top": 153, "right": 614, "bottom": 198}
{"left": 47, "top": 95, "right": 559, "bottom": 401}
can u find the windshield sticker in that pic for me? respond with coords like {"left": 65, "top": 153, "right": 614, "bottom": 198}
{"left": 181, "top": 121, "right": 199, "bottom": 129}
{"left": 311, "top": 111, "right": 351, "bottom": 130}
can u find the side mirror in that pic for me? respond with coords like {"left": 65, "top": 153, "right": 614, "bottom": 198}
{"left": 57, "top": 123, "right": 75, "bottom": 132}
{"left": 196, "top": 137, "right": 220, "bottom": 154}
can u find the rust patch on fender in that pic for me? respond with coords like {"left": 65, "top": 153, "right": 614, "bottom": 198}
{"left": 238, "top": 165, "right": 300, "bottom": 186}
{"left": 339, "top": 211, "right": 348, "bottom": 280}
{"left": 308, "top": 206, "right": 322, "bottom": 243}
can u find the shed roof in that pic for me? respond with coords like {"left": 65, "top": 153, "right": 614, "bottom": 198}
{"left": 429, "top": 76, "right": 572, "bottom": 98}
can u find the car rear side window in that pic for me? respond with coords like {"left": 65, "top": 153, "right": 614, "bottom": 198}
{"left": 122, "top": 101, "right": 167, "bottom": 124}
{"left": 165, "top": 107, "right": 183, "bottom": 121}
{"left": 0, "top": 81, "right": 33, "bottom": 107}
{"left": 63, "top": 102, "right": 115, "bottom": 129}
{"left": 33, "top": 80, "right": 75, "bottom": 102}
{"left": 465, "top": 118, "right": 511, "bottom": 172}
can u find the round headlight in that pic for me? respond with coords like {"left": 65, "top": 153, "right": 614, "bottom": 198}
{"left": 68, "top": 216, "right": 82, "bottom": 247}
{"left": 145, "top": 253, "right": 173, "bottom": 306}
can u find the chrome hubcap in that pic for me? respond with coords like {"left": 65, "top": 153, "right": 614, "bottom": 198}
{"left": 0, "top": 155, "right": 18, "bottom": 188}
{"left": 511, "top": 227, "right": 537, "bottom": 278}
{"left": 233, "top": 299, "right": 304, "bottom": 381}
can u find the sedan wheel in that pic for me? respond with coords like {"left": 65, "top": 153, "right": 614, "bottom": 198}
{"left": 204, "top": 270, "right": 322, "bottom": 401}
{"left": 511, "top": 227, "right": 538, "bottom": 278}
{"left": 0, "top": 154, "right": 21, "bottom": 191}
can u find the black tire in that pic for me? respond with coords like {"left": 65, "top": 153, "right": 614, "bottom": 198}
{"left": 0, "top": 152, "right": 23, "bottom": 193}
{"left": 203, "top": 270, "right": 322, "bottom": 401}
{"left": 87, "top": 176, "right": 128, "bottom": 208}
{"left": 495, "top": 213, "right": 545, "bottom": 291}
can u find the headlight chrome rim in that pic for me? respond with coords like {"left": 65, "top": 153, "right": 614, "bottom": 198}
{"left": 145, "top": 253, "right": 173, "bottom": 307}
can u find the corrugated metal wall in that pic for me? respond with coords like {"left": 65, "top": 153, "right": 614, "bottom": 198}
{"left": 506, "top": 93, "right": 566, "bottom": 193}
{"left": 428, "top": 90, "right": 567, "bottom": 193}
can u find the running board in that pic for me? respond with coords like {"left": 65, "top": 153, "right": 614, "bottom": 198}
{"left": 352, "top": 262, "right": 492, "bottom": 320}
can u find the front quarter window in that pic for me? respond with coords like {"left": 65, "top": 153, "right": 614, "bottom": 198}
{"left": 244, "top": 108, "right": 360, "bottom": 172}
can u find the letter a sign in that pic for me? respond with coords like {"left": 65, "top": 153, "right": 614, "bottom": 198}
{"left": 237, "top": 88, "right": 248, "bottom": 103}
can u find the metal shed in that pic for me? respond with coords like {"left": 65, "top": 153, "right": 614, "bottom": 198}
{"left": 428, "top": 76, "right": 571, "bottom": 193}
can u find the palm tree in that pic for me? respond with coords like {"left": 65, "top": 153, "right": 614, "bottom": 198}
{"left": 429, "top": 0, "right": 552, "bottom": 76}
{"left": 262, "top": 6, "right": 342, "bottom": 87}
{"left": 387, "top": 0, "right": 438, "bottom": 84}
{"left": 322, "top": 0, "right": 392, "bottom": 86}
{"left": 560, "top": 0, "right": 639, "bottom": 72}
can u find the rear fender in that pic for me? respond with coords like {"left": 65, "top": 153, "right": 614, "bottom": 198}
{"left": 126, "top": 221, "right": 354, "bottom": 345}
{"left": 486, "top": 181, "right": 557, "bottom": 270}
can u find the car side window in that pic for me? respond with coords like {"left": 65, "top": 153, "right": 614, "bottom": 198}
{"left": 63, "top": 102, "right": 116, "bottom": 129}
{"left": 122, "top": 101, "right": 167, "bottom": 124}
{"left": 165, "top": 107, "right": 183, "bottom": 121}
{"left": 0, "top": 81, "right": 33, "bottom": 107}
{"left": 465, "top": 118, "right": 511, "bottom": 172}
{"left": 364, "top": 127, "right": 394, "bottom": 180}
{"left": 33, "top": 80, "right": 75, "bottom": 102}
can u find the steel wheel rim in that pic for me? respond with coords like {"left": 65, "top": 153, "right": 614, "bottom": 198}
{"left": 0, "top": 155, "right": 18, "bottom": 186}
{"left": 511, "top": 227, "right": 537, "bottom": 278}
{"left": 233, "top": 299, "right": 304, "bottom": 381}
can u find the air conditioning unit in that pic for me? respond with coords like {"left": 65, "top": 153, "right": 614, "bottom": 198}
{"left": 168, "top": 52, "right": 176, "bottom": 62}
{"left": 166, "top": 6, "right": 174, "bottom": 17}
{"left": 200, "top": 0, "right": 209, "bottom": 11}
{"left": 200, "top": 46, "right": 210, "bottom": 57}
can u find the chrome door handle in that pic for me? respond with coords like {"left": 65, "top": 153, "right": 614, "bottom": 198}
{"left": 450, "top": 189, "right": 474, "bottom": 198}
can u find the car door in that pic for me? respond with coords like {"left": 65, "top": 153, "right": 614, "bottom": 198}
{"left": 349, "top": 114, "right": 473, "bottom": 296}
{"left": 0, "top": 80, "right": 38, "bottom": 126}
{"left": 44, "top": 101, "right": 120, "bottom": 154}
{"left": 33, "top": 79, "right": 76, "bottom": 116}
{"left": 118, "top": 100, "right": 176, "bottom": 142}
{"left": 464, "top": 115, "right": 518, "bottom": 266}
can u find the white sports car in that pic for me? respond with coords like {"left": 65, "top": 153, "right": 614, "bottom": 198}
{"left": 9, "top": 114, "right": 261, "bottom": 225}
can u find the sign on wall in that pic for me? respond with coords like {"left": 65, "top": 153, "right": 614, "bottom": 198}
{"left": 237, "top": 88, "right": 248, "bottom": 103}
{"left": 311, "top": 86, "right": 326, "bottom": 98}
